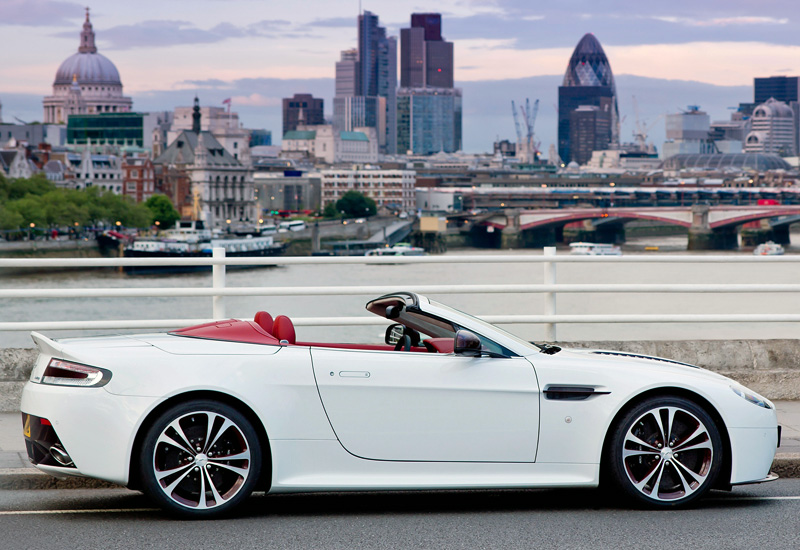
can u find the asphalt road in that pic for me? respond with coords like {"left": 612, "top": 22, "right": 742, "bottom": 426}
{"left": 1, "top": 482, "right": 799, "bottom": 550}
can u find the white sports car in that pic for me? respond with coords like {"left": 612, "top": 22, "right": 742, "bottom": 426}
{"left": 21, "top": 292, "right": 779, "bottom": 518}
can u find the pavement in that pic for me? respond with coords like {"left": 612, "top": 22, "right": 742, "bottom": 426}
{"left": 1, "top": 404, "right": 800, "bottom": 490}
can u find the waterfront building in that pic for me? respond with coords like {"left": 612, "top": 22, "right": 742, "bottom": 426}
{"left": 66, "top": 112, "right": 170, "bottom": 150}
{"left": 320, "top": 168, "right": 416, "bottom": 211}
{"left": 397, "top": 13, "right": 461, "bottom": 156}
{"left": 253, "top": 169, "right": 322, "bottom": 213}
{"left": 745, "top": 98, "right": 796, "bottom": 156}
{"left": 154, "top": 99, "right": 256, "bottom": 226}
{"left": 282, "top": 94, "right": 324, "bottom": 136}
{"left": 122, "top": 154, "right": 155, "bottom": 203}
{"left": 43, "top": 9, "right": 132, "bottom": 124}
{"left": 558, "top": 34, "right": 619, "bottom": 165}
{"left": 397, "top": 88, "right": 462, "bottom": 155}
{"left": 282, "top": 125, "right": 378, "bottom": 164}
{"left": 662, "top": 106, "right": 716, "bottom": 159}
{"left": 168, "top": 104, "right": 250, "bottom": 163}
{"left": 73, "top": 146, "right": 124, "bottom": 193}
{"left": 249, "top": 129, "right": 272, "bottom": 147}
{"left": 333, "top": 12, "right": 397, "bottom": 154}
{"left": 0, "top": 123, "right": 65, "bottom": 147}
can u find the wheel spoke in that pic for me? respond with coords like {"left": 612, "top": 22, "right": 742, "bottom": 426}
{"left": 623, "top": 448, "right": 659, "bottom": 459}
{"left": 673, "top": 425, "right": 710, "bottom": 451}
{"left": 202, "top": 412, "right": 220, "bottom": 454}
{"left": 162, "top": 465, "right": 196, "bottom": 496}
{"left": 211, "top": 449, "right": 250, "bottom": 462}
{"left": 155, "top": 462, "right": 193, "bottom": 482}
{"left": 206, "top": 418, "right": 237, "bottom": 453}
{"left": 209, "top": 461, "right": 249, "bottom": 477}
{"left": 157, "top": 420, "right": 195, "bottom": 456}
{"left": 624, "top": 433, "right": 660, "bottom": 453}
{"left": 203, "top": 468, "right": 226, "bottom": 506}
{"left": 671, "top": 459, "right": 705, "bottom": 496}
{"left": 633, "top": 460, "right": 665, "bottom": 496}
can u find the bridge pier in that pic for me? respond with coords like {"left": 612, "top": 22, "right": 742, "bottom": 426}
{"left": 688, "top": 205, "right": 736, "bottom": 250}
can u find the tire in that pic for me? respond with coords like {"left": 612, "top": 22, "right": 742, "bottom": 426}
{"left": 139, "top": 400, "right": 262, "bottom": 518}
{"left": 607, "top": 396, "right": 723, "bottom": 508}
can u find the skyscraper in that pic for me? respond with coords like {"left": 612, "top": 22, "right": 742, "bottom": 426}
{"left": 558, "top": 34, "right": 618, "bottom": 164}
{"left": 282, "top": 93, "right": 324, "bottom": 136}
{"left": 333, "top": 11, "right": 397, "bottom": 154}
{"left": 397, "top": 13, "right": 460, "bottom": 155}
{"left": 754, "top": 76, "right": 800, "bottom": 105}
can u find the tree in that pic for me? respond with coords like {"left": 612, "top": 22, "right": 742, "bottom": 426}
{"left": 322, "top": 202, "right": 340, "bottom": 219}
{"left": 336, "top": 191, "right": 377, "bottom": 218}
{"left": 145, "top": 194, "right": 181, "bottom": 228}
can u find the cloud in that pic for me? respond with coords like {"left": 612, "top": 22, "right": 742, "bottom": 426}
{"left": 231, "top": 93, "right": 282, "bottom": 107}
{"left": 307, "top": 17, "right": 356, "bottom": 28}
{"left": 650, "top": 15, "right": 789, "bottom": 27}
{"left": 67, "top": 19, "right": 295, "bottom": 50}
{"left": 0, "top": 0, "right": 83, "bottom": 27}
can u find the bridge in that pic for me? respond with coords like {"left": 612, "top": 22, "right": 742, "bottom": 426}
{"left": 475, "top": 205, "right": 800, "bottom": 249}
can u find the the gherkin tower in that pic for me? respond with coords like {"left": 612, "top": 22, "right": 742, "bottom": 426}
{"left": 557, "top": 34, "right": 619, "bottom": 164}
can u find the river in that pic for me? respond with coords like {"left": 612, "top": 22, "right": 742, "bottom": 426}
{"left": 2, "top": 235, "right": 800, "bottom": 348}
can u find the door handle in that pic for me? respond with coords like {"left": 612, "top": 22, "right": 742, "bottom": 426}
{"left": 339, "top": 371, "right": 371, "bottom": 378}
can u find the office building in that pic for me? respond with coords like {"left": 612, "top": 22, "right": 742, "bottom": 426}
{"left": 754, "top": 76, "right": 800, "bottom": 105}
{"left": 662, "top": 106, "right": 716, "bottom": 159}
{"left": 397, "top": 88, "right": 462, "bottom": 155}
{"left": 558, "top": 33, "right": 618, "bottom": 164}
{"left": 320, "top": 168, "right": 416, "bottom": 210}
{"left": 569, "top": 105, "right": 611, "bottom": 165}
{"left": 745, "top": 98, "right": 796, "bottom": 156}
{"left": 282, "top": 93, "right": 324, "bottom": 136}
{"left": 397, "top": 13, "right": 461, "bottom": 155}
{"left": 333, "top": 12, "right": 397, "bottom": 154}
{"left": 401, "top": 13, "right": 454, "bottom": 88}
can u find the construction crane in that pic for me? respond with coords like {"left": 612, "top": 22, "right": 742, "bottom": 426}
{"left": 631, "top": 95, "right": 662, "bottom": 153}
{"left": 511, "top": 98, "right": 540, "bottom": 163}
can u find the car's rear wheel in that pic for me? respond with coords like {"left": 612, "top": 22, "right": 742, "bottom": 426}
{"left": 607, "top": 396, "right": 722, "bottom": 508}
{"left": 139, "top": 400, "right": 261, "bottom": 518}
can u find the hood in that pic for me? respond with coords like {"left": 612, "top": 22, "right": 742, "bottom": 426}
{"left": 555, "top": 346, "right": 733, "bottom": 383}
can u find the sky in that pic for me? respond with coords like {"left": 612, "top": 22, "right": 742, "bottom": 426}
{"left": 1, "top": 0, "right": 799, "bottom": 153}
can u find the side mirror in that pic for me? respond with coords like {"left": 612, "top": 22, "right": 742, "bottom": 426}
{"left": 385, "top": 323, "right": 405, "bottom": 346}
{"left": 454, "top": 329, "right": 482, "bottom": 357}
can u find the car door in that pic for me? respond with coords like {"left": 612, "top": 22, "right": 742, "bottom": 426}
{"left": 311, "top": 347, "right": 540, "bottom": 462}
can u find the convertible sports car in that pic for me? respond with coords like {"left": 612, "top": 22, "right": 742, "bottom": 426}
{"left": 21, "top": 292, "right": 779, "bottom": 518}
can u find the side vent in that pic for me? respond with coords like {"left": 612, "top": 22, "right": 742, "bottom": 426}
{"left": 543, "top": 385, "right": 610, "bottom": 401}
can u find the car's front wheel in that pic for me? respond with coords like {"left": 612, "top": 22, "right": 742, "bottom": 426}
{"left": 607, "top": 396, "right": 723, "bottom": 508}
{"left": 139, "top": 400, "right": 262, "bottom": 518}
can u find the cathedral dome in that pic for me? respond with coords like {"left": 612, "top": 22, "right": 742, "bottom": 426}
{"left": 54, "top": 52, "right": 121, "bottom": 86}
{"left": 52, "top": 8, "right": 122, "bottom": 87}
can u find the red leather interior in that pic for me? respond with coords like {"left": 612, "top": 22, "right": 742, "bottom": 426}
{"left": 297, "top": 342, "right": 428, "bottom": 352}
{"left": 171, "top": 319, "right": 280, "bottom": 345}
{"left": 273, "top": 315, "right": 296, "bottom": 344}
{"left": 253, "top": 311, "right": 274, "bottom": 334}
{"left": 423, "top": 338, "right": 455, "bottom": 354}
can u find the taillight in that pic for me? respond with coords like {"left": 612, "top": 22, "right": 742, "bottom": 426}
{"left": 41, "top": 359, "right": 111, "bottom": 387}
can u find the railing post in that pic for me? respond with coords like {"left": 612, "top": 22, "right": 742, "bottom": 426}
{"left": 543, "top": 246, "right": 557, "bottom": 342}
{"left": 212, "top": 247, "right": 226, "bottom": 320}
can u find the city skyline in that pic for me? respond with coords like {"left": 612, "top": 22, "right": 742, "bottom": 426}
{"left": 1, "top": 0, "right": 799, "bottom": 153}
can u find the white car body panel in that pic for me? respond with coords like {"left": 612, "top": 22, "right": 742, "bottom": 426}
{"left": 20, "top": 292, "right": 779, "bottom": 498}
{"left": 311, "top": 348, "right": 539, "bottom": 462}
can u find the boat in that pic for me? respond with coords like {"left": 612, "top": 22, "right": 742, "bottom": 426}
{"left": 365, "top": 242, "right": 426, "bottom": 257}
{"left": 569, "top": 242, "right": 622, "bottom": 256}
{"left": 753, "top": 241, "right": 785, "bottom": 256}
{"left": 122, "top": 221, "right": 286, "bottom": 274}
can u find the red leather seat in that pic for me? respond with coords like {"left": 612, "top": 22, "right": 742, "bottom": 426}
{"left": 253, "top": 311, "right": 274, "bottom": 334}
{"left": 273, "top": 315, "right": 296, "bottom": 345}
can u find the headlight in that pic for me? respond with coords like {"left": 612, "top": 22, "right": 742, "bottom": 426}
{"left": 730, "top": 385, "right": 771, "bottom": 409}
{"left": 40, "top": 359, "right": 112, "bottom": 388}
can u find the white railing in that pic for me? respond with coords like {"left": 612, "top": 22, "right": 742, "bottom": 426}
{"left": 3, "top": 247, "right": 800, "bottom": 341}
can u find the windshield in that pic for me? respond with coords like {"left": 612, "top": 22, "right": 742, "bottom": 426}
{"left": 428, "top": 299, "right": 542, "bottom": 353}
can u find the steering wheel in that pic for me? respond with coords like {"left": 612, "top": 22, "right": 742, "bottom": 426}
{"left": 394, "top": 333, "right": 412, "bottom": 352}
